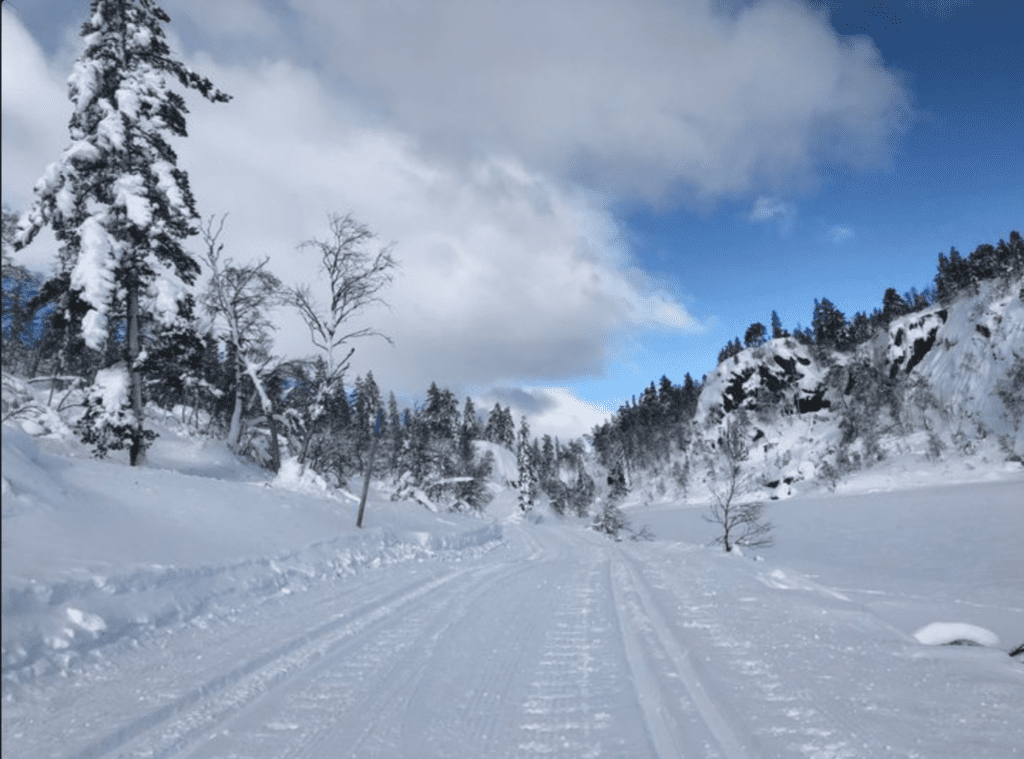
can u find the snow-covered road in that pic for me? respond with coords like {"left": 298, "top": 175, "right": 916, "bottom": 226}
{"left": 5, "top": 507, "right": 1021, "bottom": 759}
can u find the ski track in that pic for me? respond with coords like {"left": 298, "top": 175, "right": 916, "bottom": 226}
{"left": 4, "top": 520, "right": 1023, "bottom": 758}
{"left": 619, "top": 544, "right": 1024, "bottom": 759}
{"left": 610, "top": 554, "right": 754, "bottom": 759}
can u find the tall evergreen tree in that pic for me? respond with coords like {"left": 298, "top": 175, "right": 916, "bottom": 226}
{"left": 485, "top": 403, "right": 516, "bottom": 449}
{"left": 744, "top": 322, "right": 767, "bottom": 348}
{"left": 352, "top": 371, "right": 382, "bottom": 473}
{"left": 881, "top": 287, "right": 910, "bottom": 324}
{"left": 384, "top": 391, "right": 404, "bottom": 476}
{"left": 500, "top": 406, "right": 516, "bottom": 449}
{"left": 967, "top": 243, "right": 999, "bottom": 283}
{"left": 848, "top": 311, "right": 873, "bottom": 345}
{"left": 540, "top": 434, "right": 556, "bottom": 484}
{"left": 484, "top": 403, "right": 503, "bottom": 444}
{"left": 461, "top": 396, "right": 481, "bottom": 440}
{"left": 515, "top": 416, "right": 538, "bottom": 512}
{"left": 14, "top": 0, "right": 229, "bottom": 464}
{"left": 423, "top": 382, "right": 459, "bottom": 441}
{"left": 770, "top": 310, "right": 787, "bottom": 339}
{"left": 811, "top": 298, "right": 848, "bottom": 350}
{"left": 999, "top": 231, "right": 1024, "bottom": 276}
{"left": 935, "top": 246, "right": 972, "bottom": 302}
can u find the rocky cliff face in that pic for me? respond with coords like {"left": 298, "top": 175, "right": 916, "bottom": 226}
{"left": 687, "top": 275, "right": 1024, "bottom": 497}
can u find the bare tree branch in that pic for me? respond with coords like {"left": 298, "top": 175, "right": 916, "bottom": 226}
{"left": 290, "top": 213, "right": 398, "bottom": 381}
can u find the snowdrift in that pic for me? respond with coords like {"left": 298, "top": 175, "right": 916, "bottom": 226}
{"left": 1, "top": 425, "right": 503, "bottom": 687}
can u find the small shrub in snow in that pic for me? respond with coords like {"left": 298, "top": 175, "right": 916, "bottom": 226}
{"left": 630, "top": 524, "right": 655, "bottom": 541}
{"left": 592, "top": 499, "right": 630, "bottom": 540}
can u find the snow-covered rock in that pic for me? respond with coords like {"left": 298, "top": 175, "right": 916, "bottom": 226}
{"left": 913, "top": 622, "right": 1001, "bottom": 648}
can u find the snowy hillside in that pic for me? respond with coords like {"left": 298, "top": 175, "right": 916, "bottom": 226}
{"left": 684, "top": 275, "right": 1024, "bottom": 500}
{"left": 879, "top": 277, "right": 1024, "bottom": 442}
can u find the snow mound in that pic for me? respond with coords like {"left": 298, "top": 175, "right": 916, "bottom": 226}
{"left": 271, "top": 456, "right": 338, "bottom": 498}
{"left": 913, "top": 622, "right": 1000, "bottom": 648}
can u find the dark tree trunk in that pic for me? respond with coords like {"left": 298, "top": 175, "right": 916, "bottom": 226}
{"left": 266, "top": 405, "right": 281, "bottom": 474}
{"left": 356, "top": 432, "right": 380, "bottom": 528}
{"left": 127, "top": 276, "right": 145, "bottom": 466}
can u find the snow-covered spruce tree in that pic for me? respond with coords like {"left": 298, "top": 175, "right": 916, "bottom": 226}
{"left": 592, "top": 463, "right": 630, "bottom": 539}
{"left": 384, "top": 391, "right": 405, "bottom": 477}
{"left": 15, "top": 0, "right": 229, "bottom": 464}
{"left": 516, "top": 416, "right": 539, "bottom": 512}
{"left": 351, "top": 372, "right": 384, "bottom": 474}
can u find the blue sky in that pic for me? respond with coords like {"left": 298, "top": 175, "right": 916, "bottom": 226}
{"left": 599, "top": 0, "right": 1023, "bottom": 402}
{"left": 2, "top": 0, "right": 1021, "bottom": 438}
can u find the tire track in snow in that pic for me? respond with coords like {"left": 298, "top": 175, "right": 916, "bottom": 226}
{"left": 610, "top": 554, "right": 758, "bottom": 759}
{"left": 62, "top": 567, "right": 476, "bottom": 759}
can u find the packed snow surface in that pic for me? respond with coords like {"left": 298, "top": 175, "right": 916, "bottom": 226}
{"left": 3, "top": 425, "right": 1023, "bottom": 758}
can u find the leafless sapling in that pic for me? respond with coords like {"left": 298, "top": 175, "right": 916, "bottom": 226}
{"left": 199, "top": 215, "right": 285, "bottom": 470}
{"left": 703, "top": 410, "right": 774, "bottom": 552}
{"left": 288, "top": 213, "right": 397, "bottom": 491}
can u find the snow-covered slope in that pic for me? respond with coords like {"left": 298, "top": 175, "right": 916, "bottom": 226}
{"left": 880, "top": 277, "right": 1024, "bottom": 442}
{"left": 696, "top": 337, "right": 832, "bottom": 420}
{"left": 4, "top": 429, "right": 1022, "bottom": 757}
{"left": 1, "top": 425, "right": 502, "bottom": 687}
{"left": 686, "top": 276, "right": 1024, "bottom": 498}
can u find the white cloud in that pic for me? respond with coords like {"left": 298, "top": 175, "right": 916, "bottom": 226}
{"left": 172, "top": 57, "right": 704, "bottom": 395}
{"left": 746, "top": 195, "right": 796, "bottom": 233}
{"left": 3, "top": 24, "right": 703, "bottom": 410}
{"left": 747, "top": 195, "right": 792, "bottom": 223}
{"left": 830, "top": 225, "right": 854, "bottom": 242}
{"left": 280, "top": 0, "right": 911, "bottom": 205}
{"left": 480, "top": 387, "right": 612, "bottom": 440}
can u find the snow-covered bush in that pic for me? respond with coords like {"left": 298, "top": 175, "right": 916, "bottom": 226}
{"left": 591, "top": 499, "right": 630, "bottom": 540}
{"left": 75, "top": 364, "right": 156, "bottom": 458}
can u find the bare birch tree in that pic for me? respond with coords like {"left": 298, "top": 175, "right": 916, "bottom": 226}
{"left": 703, "top": 410, "right": 774, "bottom": 552}
{"left": 288, "top": 213, "right": 397, "bottom": 467}
{"left": 198, "top": 215, "right": 284, "bottom": 470}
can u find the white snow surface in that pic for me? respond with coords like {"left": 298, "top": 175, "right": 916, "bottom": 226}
{"left": 3, "top": 420, "right": 1023, "bottom": 758}
{"left": 914, "top": 622, "right": 1000, "bottom": 648}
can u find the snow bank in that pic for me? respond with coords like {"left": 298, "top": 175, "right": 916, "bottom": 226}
{"left": 914, "top": 622, "right": 1000, "bottom": 648}
{"left": 1, "top": 424, "right": 504, "bottom": 688}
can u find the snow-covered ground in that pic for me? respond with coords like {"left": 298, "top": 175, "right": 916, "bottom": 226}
{"left": 3, "top": 423, "right": 1023, "bottom": 758}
